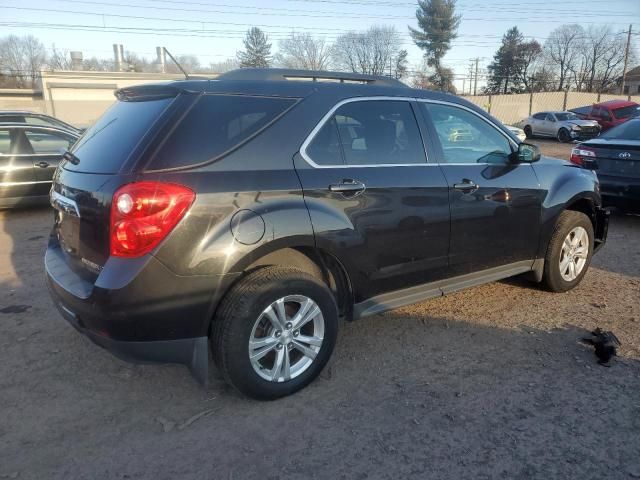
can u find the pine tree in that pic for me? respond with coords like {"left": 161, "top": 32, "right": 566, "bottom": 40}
{"left": 409, "top": 0, "right": 461, "bottom": 89}
{"left": 487, "top": 26, "right": 524, "bottom": 94}
{"left": 237, "top": 27, "right": 272, "bottom": 68}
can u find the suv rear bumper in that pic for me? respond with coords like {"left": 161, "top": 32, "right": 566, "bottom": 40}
{"left": 45, "top": 240, "right": 240, "bottom": 383}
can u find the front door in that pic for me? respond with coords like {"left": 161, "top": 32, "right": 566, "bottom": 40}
{"left": 295, "top": 98, "right": 451, "bottom": 301}
{"left": 419, "top": 101, "right": 542, "bottom": 275}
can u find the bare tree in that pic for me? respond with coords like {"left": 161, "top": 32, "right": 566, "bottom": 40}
{"left": 0, "top": 35, "right": 47, "bottom": 88}
{"left": 48, "top": 45, "right": 71, "bottom": 70}
{"left": 275, "top": 33, "right": 331, "bottom": 70}
{"left": 544, "top": 24, "right": 583, "bottom": 91}
{"left": 209, "top": 58, "right": 239, "bottom": 74}
{"left": 332, "top": 26, "right": 403, "bottom": 76}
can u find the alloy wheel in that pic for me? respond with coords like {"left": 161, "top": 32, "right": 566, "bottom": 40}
{"left": 248, "top": 295, "right": 325, "bottom": 382}
{"left": 559, "top": 226, "right": 589, "bottom": 281}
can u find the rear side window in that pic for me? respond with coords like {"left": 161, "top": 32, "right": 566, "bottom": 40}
{"left": 306, "top": 100, "right": 425, "bottom": 166}
{"left": 149, "top": 95, "right": 296, "bottom": 170}
{"left": 67, "top": 97, "right": 172, "bottom": 173}
{"left": 24, "top": 130, "right": 74, "bottom": 154}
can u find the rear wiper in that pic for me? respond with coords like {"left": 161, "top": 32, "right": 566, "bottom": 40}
{"left": 62, "top": 150, "right": 80, "bottom": 165}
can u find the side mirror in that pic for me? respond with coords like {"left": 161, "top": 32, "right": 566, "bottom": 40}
{"left": 515, "top": 143, "right": 541, "bottom": 163}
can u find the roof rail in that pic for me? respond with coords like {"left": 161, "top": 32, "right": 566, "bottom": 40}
{"left": 217, "top": 68, "right": 407, "bottom": 88}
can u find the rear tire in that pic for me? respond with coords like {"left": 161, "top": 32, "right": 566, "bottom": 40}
{"left": 212, "top": 266, "right": 338, "bottom": 400}
{"left": 524, "top": 125, "right": 533, "bottom": 139}
{"left": 542, "top": 210, "right": 594, "bottom": 292}
{"left": 557, "top": 128, "right": 571, "bottom": 143}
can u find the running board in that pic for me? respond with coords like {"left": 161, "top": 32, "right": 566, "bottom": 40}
{"left": 353, "top": 260, "right": 534, "bottom": 319}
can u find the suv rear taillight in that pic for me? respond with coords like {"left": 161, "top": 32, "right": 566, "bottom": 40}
{"left": 110, "top": 182, "right": 195, "bottom": 258}
{"left": 570, "top": 146, "right": 596, "bottom": 166}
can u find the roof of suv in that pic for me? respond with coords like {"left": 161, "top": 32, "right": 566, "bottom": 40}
{"left": 116, "top": 68, "right": 466, "bottom": 106}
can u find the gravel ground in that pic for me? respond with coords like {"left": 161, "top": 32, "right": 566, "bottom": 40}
{"left": 1, "top": 141, "right": 639, "bottom": 479}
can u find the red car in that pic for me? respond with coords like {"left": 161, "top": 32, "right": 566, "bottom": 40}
{"left": 579, "top": 100, "right": 639, "bottom": 131}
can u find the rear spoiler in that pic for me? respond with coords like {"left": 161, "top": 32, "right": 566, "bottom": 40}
{"left": 115, "top": 84, "right": 185, "bottom": 102}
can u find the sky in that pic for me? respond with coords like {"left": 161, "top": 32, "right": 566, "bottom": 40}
{"left": 1, "top": 0, "right": 638, "bottom": 91}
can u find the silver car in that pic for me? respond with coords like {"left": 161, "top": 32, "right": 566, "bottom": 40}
{"left": 523, "top": 111, "right": 601, "bottom": 143}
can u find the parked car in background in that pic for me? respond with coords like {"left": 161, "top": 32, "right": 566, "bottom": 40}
{"left": 0, "top": 123, "right": 79, "bottom": 208}
{"left": 0, "top": 111, "right": 83, "bottom": 136}
{"left": 571, "top": 100, "right": 640, "bottom": 131}
{"left": 506, "top": 125, "right": 526, "bottom": 141}
{"left": 522, "top": 111, "right": 601, "bottom": 142}
{"left": 45, "top": 69, "right": 609, "bottom": 400}
{"left": 571, "top": 117, "right": 640, "bottom": 212}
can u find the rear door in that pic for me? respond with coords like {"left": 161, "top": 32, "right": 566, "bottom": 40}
{"left": 295, "top": 98, "right": 451, "bottom": 300}
{"left": 23, "top": 127, "right": 76, "bottom": 196}
{"left": 419, "top": 101, "right": 542, "bottom": 275}
{"left": 0, "top": 127, "right": 39, "bottom": 204}
{"left": 542, "top": 113, "right": 557, "bottom": 137}
{"left": 530, "top": 113, "right": 546, "bottom": 136}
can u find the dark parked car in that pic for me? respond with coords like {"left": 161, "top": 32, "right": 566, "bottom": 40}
{"left": 0, "top": 111, "right": 83, "bottom": 135}
{"left": 1, "top": 123, "right": 79, "bottom": 208}
{"left": 571, "top": 117, "right": 640, "bottom": 212}
{"left": 45, "top": 69, "right": 609, "bottom": 399}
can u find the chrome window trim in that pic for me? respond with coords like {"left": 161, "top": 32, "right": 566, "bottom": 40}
{"left": 0, "top": 180, "right": 51, "bottom": 187}
{"left": 299, "top": 96, "right": 517, "bottom": 169}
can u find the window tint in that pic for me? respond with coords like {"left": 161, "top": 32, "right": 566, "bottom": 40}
{"left": 24, "top": 130, "right": 73, "bottom": 154}
{"left": 612, "top": 105, "right": 639, "bottom": 120}
{"left": 150, "top": 95, "right": 296, "bottom": 170}
{"left": 307, "top": 117, "right": 343, "bottom": 165}
{"left": 68, "top": 97, "right": 172, "bottom": 173}
{"left": 0, "top": 130, "right": 9, "bottom": 154}
{"left": 600, "top": 109, "right": 612, "bottom": 120}
{"left": 423, "top": 103, "right": 513, "bottom": 164}
{"left": 546, "top": 114, "right": 556, "bottom": 122}
{"left": 308, "top": 100, "right": 425, "bottom": 166}
{"left": 555, "top": 112, "right": 578, "bottom": 121}
{"left": 600, "top": 119, "right": 640, "bottom": 140}
{"left": 532, "top": 113, "right": 546, "bottom": 120}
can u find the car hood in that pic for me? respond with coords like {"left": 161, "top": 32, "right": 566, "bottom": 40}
{"left": 564, "top": 119, "right": 600, "bottom": 128}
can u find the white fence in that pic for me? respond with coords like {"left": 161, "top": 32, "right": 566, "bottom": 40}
{"left": 462, "top": 91, "right": 640, "bottom": 125}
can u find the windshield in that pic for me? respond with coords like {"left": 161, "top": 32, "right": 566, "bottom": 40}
{"left": 555, "top": 113, "right": 579, "bottom": 121}
{"left": 612, "top": 105, "right": 640, "bottom": 120}
{"left": 600, "top": 119, "right": 640, "bottom": 140}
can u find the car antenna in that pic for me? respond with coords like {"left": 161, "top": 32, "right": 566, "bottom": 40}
{"left": 163, "top": 47, "right": 189, "bottom": 79}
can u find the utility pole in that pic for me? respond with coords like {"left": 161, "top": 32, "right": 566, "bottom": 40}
{"left": 468, "top": 61, "right": 475, "bottom": 95}
{"left": 620, "top": 24, "right": 632, "bottom": 95}
{"left": 473, "top": 57, "right": 479, "bottom": 96}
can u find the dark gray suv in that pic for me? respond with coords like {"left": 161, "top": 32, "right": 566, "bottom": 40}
{"left": 45, "top": 69, "right": 609, "bottom": 399}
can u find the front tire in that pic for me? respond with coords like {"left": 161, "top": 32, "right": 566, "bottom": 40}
{"left": 557, "top": 128, "right": 571, "bottom": 143}
{"left": 524, "top": 125, "right": 533, "bottom": 139}
{"left": 212, "top": 266, "right": 338, "bottom": 400}
{"left": 542, "top": 210, "right": 594, "bottom": 292}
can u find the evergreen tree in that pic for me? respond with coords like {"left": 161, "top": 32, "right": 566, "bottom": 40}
{"left": 237, "top": 27, "right": 272, "bottom": 68}
{"left": 487, "top": 26, "right": 524, "bottom": 94}
{"left": 409, "top": 0, "right": 461, "bottom": 89}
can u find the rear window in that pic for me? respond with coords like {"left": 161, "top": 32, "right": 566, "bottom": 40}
{"left": 66, "top": 97, "right": 172, "bottom": 173}
{"left": 148, "top": 95, "right": 296, "bottom": 170}
{"left": 600, "top": 119, "right": 640, "bottom": 140}
{"left": 612, "top": 105, "right": 640, "bottom": 120}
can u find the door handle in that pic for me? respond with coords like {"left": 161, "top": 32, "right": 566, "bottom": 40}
{"left": 329, "top": 179, "right": 366, "bottom": 196}
{"left": 453, "top": 179, "right": 479, "bottom": 193}
{"left": 36, "top": 161, "right": 50, "bottom": 168}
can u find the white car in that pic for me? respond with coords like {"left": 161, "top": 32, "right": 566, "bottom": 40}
{"left": 506, "top": 125, "right": 526, "bottom": 142}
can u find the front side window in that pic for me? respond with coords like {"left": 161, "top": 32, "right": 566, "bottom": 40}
{"left": 546, "top": 114, "right": 556, "bottom": 122}
{"left": 24, "top": 130, "right": 74, "bottom": 154}
{"left": 533, "top": 113, "right": 546, "bottom": 120}
{"left": 423, "top": 103, "right": 513, "bottom": 165}
{"left": 306, "top": 100, "right": 425, "bottom": 166}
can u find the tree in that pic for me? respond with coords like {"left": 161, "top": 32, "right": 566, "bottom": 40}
{"left": 276, "top": 33, "right": 331, "bottom": 70}
{"left": 0, "top": 35, "right": 47, "bottom": 88}
{"left": 576, "top": 26, "right": 627, "bottom": 93}
{"left": 486, "top": 26, "right": 539, "bottom": 94}
{"left": 394, "top": 49, "right": 408, "bottom": 79}
{"left": 332, "top": 26, "right": 403, "bottom": 76}
{"left": 48, "top": 45, "right": 71, "bottom": 70}
{"left": 237, "top": 27, "right": 272, "bottom": 68}
{"left": 409, "top": 0, "right": 461, "bottom": 88}
{"left": 544, "top": 24, "right": 583, "bottom": 91}
{"left": 410, "top": 60, "right": 455, "bottom": 93}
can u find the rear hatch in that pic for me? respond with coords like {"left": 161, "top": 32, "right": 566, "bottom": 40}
{"left": 50, "top": 86, "right": 183, "bottom": 279}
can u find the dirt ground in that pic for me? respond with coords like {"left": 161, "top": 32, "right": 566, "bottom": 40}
{"left": 1, "top": 141, "right": 639, "bottom": 479}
